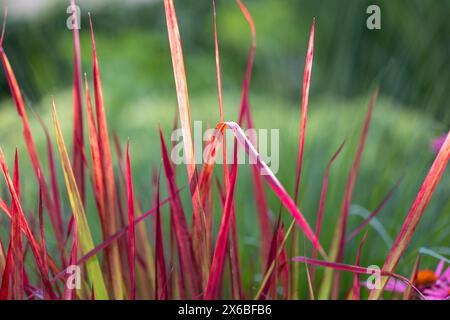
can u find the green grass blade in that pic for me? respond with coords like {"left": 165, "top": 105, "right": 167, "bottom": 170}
{"left": 52, "top": 99, "right": 108, "bottom": 300}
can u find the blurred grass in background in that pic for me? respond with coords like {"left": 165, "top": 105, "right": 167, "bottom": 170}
{"left": 0, "top": 0, "right": 448, "bottom": 295}
{"left": 0, "top": 0, "right": 448, "bottom": 123}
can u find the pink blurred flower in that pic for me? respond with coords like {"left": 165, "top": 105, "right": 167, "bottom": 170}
{"left": 385, "top": 260, "right": 449, "bottom": 300}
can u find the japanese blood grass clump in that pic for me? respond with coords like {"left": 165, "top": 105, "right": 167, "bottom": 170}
{"left": 0, "top": 0, "right": 448, "bottom": 300}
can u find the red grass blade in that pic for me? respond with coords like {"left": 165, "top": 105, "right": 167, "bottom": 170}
{"left": 88, "top": 14, "right": 124, "bottom": 299}
{"left": 294, "top": 18, "right": 315, "bottom": 205}
{"left": 0, "top": 198, "right": 9, "bottom": 216}
{"left": 126, "top": 143, "right": 136, "bottom": 300}
{"left": 70, "top": 0, "right": 85, "bottom": 204}
{"left": 288, "top": 17, "right": 315, "bottom": 299}
{"left": 113, "top": 134, "right": 155, "bottom": 299}
{"left": 278, "top": 225, "right": 289, "bottom": 300}
{"left": 0, "top": 240, "right": 12, "bottom": 299}
{"left": 205, "top": 146, "right": 239, "bottom": 300}
{"left": 352, "top": 232, "right": 368, "bottom": 300}
{"left": 213, "top": 0, "right": 224, "bottom": 123}
{"left": 153, "top": 170, "right": 168, "bottom": 300}
{"left": 38, "top": 171, "right": 51, "bottom": 300}
{"left": 163, "top": 0, "right": 196, "bottom": 181}
{"left": 369, "top": 131, "right": 450, "bottom": 300}
{"left": 293, "top": 256, "right": 425, "bottom": 299}
{"left": 312, "top": 141, "right": 345, "bottom": 265}
{"left": 236, "top": 0, "right": 256, "bottom": 125}
{"left": 11, "top": 150, "right": 24, "bottom": 299}
{"left": 0, "top": 241, "right": 5, "bottom": 279}
{"left": 226, "top": 210, "right": 243, "bottom": 299}
{"left": 163, "top": 0, "right": 207, "bottom": 281}
{"left": 167, "top": 147, "right": 185, "bottom": 300}
{"left": 84, "top": 75, "right": 106, "bottom": 230}
{"left": 63, "top": 219, "right": 78, "bottom": 300}
{"left": 159, "top": 128, "right": 202, "bottom": 298}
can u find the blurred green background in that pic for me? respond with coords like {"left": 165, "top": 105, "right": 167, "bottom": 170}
{"left": 0, "top": 0, "right": 448, "bottom": 298}
{"left": 1, "top": 0, "right": 449, "bottom": 122}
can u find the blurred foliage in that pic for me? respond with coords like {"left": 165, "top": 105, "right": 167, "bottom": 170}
{"left": 0, "top": 0, "right": 448, "bottom": 124}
